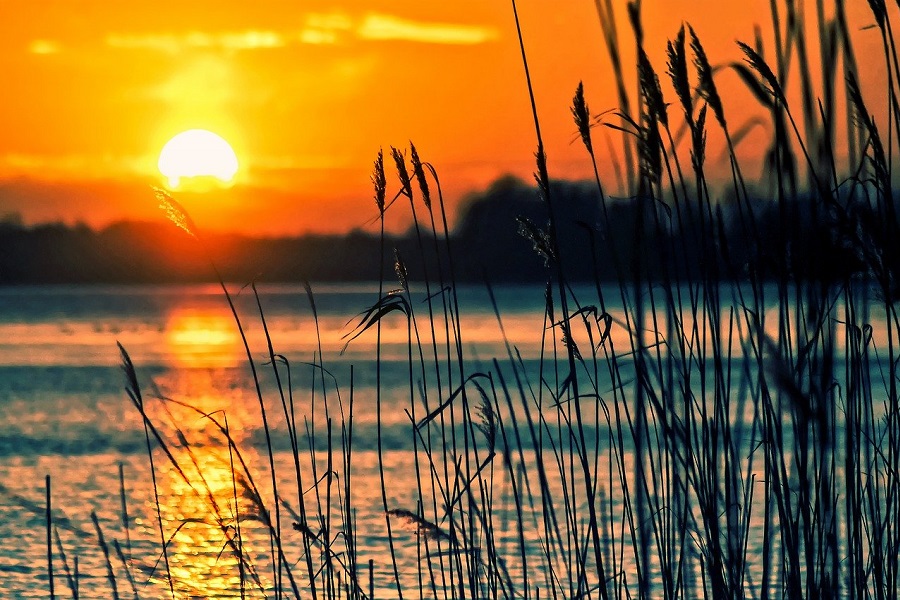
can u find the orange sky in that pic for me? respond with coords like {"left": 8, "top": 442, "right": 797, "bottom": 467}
{"left": 0, "top": 1, "right": 886, "bottom": 235}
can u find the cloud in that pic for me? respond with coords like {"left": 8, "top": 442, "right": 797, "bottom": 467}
{"left": 106, "top": 13, "right": 498, "bottom": 53}
{"left": 299, "top": 29, "right": 339, "bottom": 45}
{"left": 106, "top": 30, "right": 286, "bottom": 53}
{"left": 28, "top": 39, "right": 61, "bottom": 55}
{"left": 357, "top": 14, "right": 498, "bottom": 45}
{"left": 306, "top": 13, "right": 354, "bottom": 32}
{"left": 298, "top": 12, "right": 352, "bottom": 44}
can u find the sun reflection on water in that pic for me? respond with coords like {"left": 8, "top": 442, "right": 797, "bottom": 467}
{"left": 165, "top": 308, "right": 243, "bottom": 368}
{"left": 159, "top": 445, "right": 270, "bottom": 597}
{"left": 148, "top": 367, "right": 275, "bottom": 597}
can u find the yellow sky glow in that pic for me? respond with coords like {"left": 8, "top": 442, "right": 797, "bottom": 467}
{"left": 0, "top": 1, "right": 887, "bottom": 234}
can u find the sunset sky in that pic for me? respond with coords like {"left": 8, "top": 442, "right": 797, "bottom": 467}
{"left": 0, "top": 1, "right": 885, "bottom": 235}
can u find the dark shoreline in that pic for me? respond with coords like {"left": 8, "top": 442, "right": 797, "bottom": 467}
{"left": 0, "top": 176, "right": 883, "bottom": 285}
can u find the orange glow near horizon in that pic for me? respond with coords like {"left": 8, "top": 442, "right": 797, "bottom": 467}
{"left": 0, "top": 1, "right": 889, "bottom": 235}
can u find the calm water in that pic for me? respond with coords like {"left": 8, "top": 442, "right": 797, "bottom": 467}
{"left": 0, "top": 283, "right": 577, "bottom": 598}
{"left": 0, "top": 283, "right": 886, "bottom": 598}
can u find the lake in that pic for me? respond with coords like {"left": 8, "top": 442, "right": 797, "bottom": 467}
{"left": 0, "top": 283, "right": 577, "bottom": 598}
{"left": 0, "top": 282, "right": 891, "bottom": 598}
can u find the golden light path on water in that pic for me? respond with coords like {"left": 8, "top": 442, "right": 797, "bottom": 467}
{"left": 4, "top": 283, "right": 882, "bottom": 597}
{"left": 165, "top": 308, "right": 243, "bottom": 368}
{"left": 153, "top": 311, "right": 273, "bottom": 597}
{"left": 1, "top": 283, "right": 896, "bottom": 596}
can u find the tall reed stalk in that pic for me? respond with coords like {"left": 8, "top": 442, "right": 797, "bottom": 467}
{"left": 41, "top": 1, "right": 900, "bottom": 598}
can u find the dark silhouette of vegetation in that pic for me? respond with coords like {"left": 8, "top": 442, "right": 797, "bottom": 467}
{"left": 0, "top": 178, "right": 882, "bottom": 284}
{"left": 32, "top": 0, "right": 900, "bottom": 597}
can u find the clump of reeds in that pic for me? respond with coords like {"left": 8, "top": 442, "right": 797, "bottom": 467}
{"left": 37, "top": 1, "right": 900, "bottom": 598}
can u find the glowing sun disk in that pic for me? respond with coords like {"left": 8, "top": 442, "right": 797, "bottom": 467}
{"left": 158, "top": 129, "right": 238, "bottom": 188}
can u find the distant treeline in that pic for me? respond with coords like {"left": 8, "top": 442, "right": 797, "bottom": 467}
{"left": 0, "top": 176, "right": 881, "bottom": 284}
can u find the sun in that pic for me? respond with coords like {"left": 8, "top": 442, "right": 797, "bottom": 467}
{"left": 158, "top": 129, "right": 239, "bottom": 189}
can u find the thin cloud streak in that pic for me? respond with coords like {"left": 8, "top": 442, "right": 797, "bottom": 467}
{"left": 104, "top": 13, "right": 498, "bottom": 53}
{"left": 28, "top": 40, "right": 62, "bottom": 55}
{"left": 358, "top": 14, "right": 498, "bottom": 44}
{"left": 106, "top": 30, "right": 286, "bottom": 53}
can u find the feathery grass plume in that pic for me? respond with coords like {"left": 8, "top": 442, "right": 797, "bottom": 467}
{"left": 516, "top": 216, "right": 554, "bottom": 267}
{"left": 667, "top": 25, "right": 692, "bottom": 125}
{"left": 155, "top": 188, "right": 198, "bottom": 239}
{"left": 691, "top": 104, "right": 709, "bottom": 174}
{"left": 638, "top": 122, "right": 663, "bottom": 184}
{"left": 689, "top": 25, "right": 726, "bottom": 130}
{"left": 391, "top": 146, "right": 413, "bottom": 199}
{"left": 409, "top": 142, "right": 431, "bottom": 209}
{"left": 730, "top": 65, "right": 776, "bottom": 113}
{"left": 394, "top": 248, "right": 409, "bottom": 291}
{"left": 534, "top": 146, "right": 551, "bottom": 203}
{"left": 638, "top": 47, "right": 668, "bottom": 127}
{"left": 386, "top": 509, "right": 451, "bottom": 542}
{"left": 736, "top": 41, "right": 783, "bottom": 102}
{"left": 631, "top": 85, "right": 663, "bottom": 185}
{"left": 372, "top": 149, "right": 387, "bottom": 215}
{"left": 572, "top": 81, "right": 594, "bottom": 154}
{"left": 462, "top": 376, "right": 497, "bottom": 454}
{"left": 475, "top": 390, "right": 496, "bottom": 454}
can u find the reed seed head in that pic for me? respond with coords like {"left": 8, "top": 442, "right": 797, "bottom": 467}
{"left": 667, "top": 25, "right": 692, "bottom": 125}
{"left": 386, "top": 509, "right": 450, "bottom": 541}
{"left": 409, "top": 142, "right": 431, "bottom": 209}
{"left": 394, "top": 248, "right": 409, "bottom": 290}
{"left": 475, "top": 392, "right": 496, "bottom": 453}
{"left": 638, "top": 122, "right": 663, "bottom": 183}
{"left": 691, "top": 104, "right": 708, "bottom": 173}
{"left": 155, "top": 188, "right": 198, "bottom": 239}
{"left": 517, "top": 216, "right": 554, "bottom": 267}
{"left": 638, "top": 47, "right": 668, "bottom": 127}
{"left": 572, "top": 81, "right": 594, "bottom": 155}
{"left": 689, "top": 25, "right": 727, "bottom": 130}
{"left": 738, "top": 41, "right": 783, "bottom": 101}
{"left": 391, "top": 146, "right": 413, "bottom": 200}
{"left": 372, "top": 149, "right": 387, "bottom": 215}
{"left": 534, "top": 147, "right": 550, "bottom": 201}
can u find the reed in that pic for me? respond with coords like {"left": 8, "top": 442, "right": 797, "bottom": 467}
{"left": 91, "top": 511, "right": 120, "bottom": 600}
{"left": 32, "top": 0, "right": 900, "bottom": 597}
{"left": 46, "top": 475, "right": 55, "bottom": 600}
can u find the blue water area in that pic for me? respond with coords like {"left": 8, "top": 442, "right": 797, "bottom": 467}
{"left": 0, "top": 282, "right": 883, "bottom": 597}
{"left": 0, "top": 283, "right": 560, "bottom": 597}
